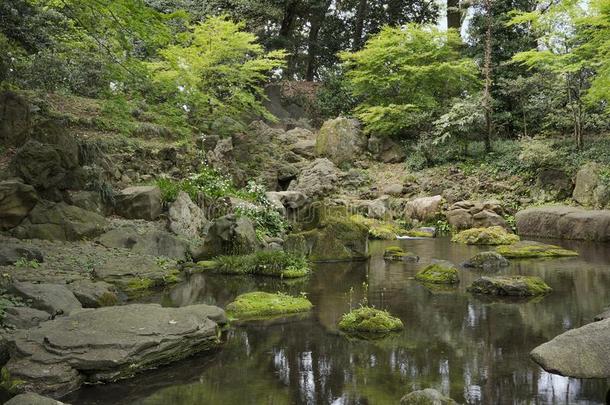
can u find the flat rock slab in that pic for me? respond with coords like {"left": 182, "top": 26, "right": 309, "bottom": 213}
{"left": 467, "top": 276, "right": 551, "bottom": 297}
{"left": 6, "top": 303, "right": 226, "bottom": 397}
{"left": 516, "top": 206, "right": 610, "bottom": 241}
{"left": 3, "top": 306, "right": 51, "bottom": 329}
{"left": 530, "top": 318, "right": 610, "bottom": 378}
{"left": 9, "top": 282, "right": 82, "bottom": 316}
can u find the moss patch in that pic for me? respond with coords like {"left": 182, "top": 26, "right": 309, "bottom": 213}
{"left": 415, "top": 262, "right": 459, "bottom": 284}
{"left": 350, "top": 215, "right": 406, "bottom": 240}
{"left": 467, "top": 275, "right": 552, "bottom": 296}
{"left": 404, "top": 227, "right": 435, "bottom": 238}
{"left": 196, "top": 251, "right": 310, "bottom": 278}
{"left": 495, "top": 241, "right": 578, "bottom": 258}
{"left": 452, "top": 226, "right": 519, "bottom": 245}
{"left": 338, "top": 306, "right": 404, "bottom": 338}
{"left": 226, "top": 292, "right": 313, "bottom": 319}
{"left": 383, "top": 246, "right": 419, "bottom": 262}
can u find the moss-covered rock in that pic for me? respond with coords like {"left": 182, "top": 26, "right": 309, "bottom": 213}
{"left": 338, "top": 306, "right": 403, "bottom": 338}
{"left": 495, "top": 241, "right": 578, "bottom": 258}
{"left": 226, "top": 292, "right": 312, "bottom": 319}
{"left": 350, "top": 214, "right": 406, "bottom": 240}
{"left": 383, "top": 246, "right": 419, "bottom": 262}
{"left": 405, "top": 227, "right": 436, "bottom": 238}
{"left": 467, "top": 275, "right": 552, "bottom": 296}
{"left": 194, "top": 251, "right": 310, "bottom": 278}
{"left": 285, "top": 217, "right": 369, "bottom": 262}
{"left": 400, "top": 388, "right": 458, "bottom": 405}
{"left": 451, "top": 226, "right": 519, "bottom": 245}
{"left": 463, "top": 251, "right": 509, "bottom": 270}
{"left": 415, "top": 261, "right": 459, "bottom": 284}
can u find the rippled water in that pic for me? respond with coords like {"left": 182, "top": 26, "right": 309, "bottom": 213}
{"left": 65, "top": 238, "right": 610, "bottom": 404}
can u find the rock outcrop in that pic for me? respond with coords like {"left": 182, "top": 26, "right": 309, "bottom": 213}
{"left": 168, "top": 191, "right": 206, "bottom": 238}
{"left": 530, "top": 318, "right": 610, "bottom": 378}
{"left": 367, "top": 135, "right": 406, "bottom": 163}
{"left": 315, "top": 117, "right": 366, "bottom": 166}
{"left": 5, "top": 304, "right": 226, "bottom": 397}
{"left": 404, "top": 195, "right": 442, "bottom": 222}
{"left": 573, "top": 162, "right": 610, "bottom": 208}
{"left": 114, "top": 186, "right": 162, "bottom": 221}
{"left": 288, "top": 158, "right": 339, "bottom": 198}
{"left": 445, "top": 200, "right": 507, "bottom": 230}
{"left": 66, "top": 280, "right": 119, "bottom": 308}
{"left": 0, "top": 242, "right": 43, "bottom": 266}
{"left": 97, "top": 227, "right": 189, "bottom": 261}
{"left": 9, "top": 282, "right": 82, "bottom": 316}
{"left": 5, "top": 393, "right": 68, "bottom": 405}
{"left": 0, "top": 91, "right": 31, "bottom": 148}
{"left": 515, "top": 206, "right": 610, "bottom": 241}
{"left": 192, "top": 215, "right": 260, "bottom": 260}
{"left": 0, "top": 180, "right": 38, "bottom": 230}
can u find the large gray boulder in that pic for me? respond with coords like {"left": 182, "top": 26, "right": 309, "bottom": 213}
{"left": 114, "top": 186, "right": 162, "bottom": 220}
{"left": 535, "top": 168, "right": 573, "bottom": 201}
{"left": 12, "top": 201, "right": 108, "bottom": 241}
{"left": 5, "top": 303, "right": 226, "bottom": 397}
{"left": 265, "top": 191, "right": 310, "bottom": 218}
{"left": 404, "top": 195, "right": 442, "bottom": 222}
{"left": 0, "top": 180, "right": 38, "bottom": 230}
{"left": 168, "top": 191, "right": 206, "bottom": 238}
{"left": 530, "top": 318, "right": 610, "bottom": 378}
{"left": 400, "top": 388, "right": 458, "bottom": 405}
{"left": 515, "top": 206, "right": 610, "bottom": 241}
{"left": 573, "top": 162, "right": 610, "bottom": 208}
{"left": 315, "top": 117, "right": 366, "bottom": 166}
{"left": 97, "top": 227, "right": 189, "bottom": 261}
{"left": 5, "top": 393, "right": 68, "bottom": 405}
{"left": 446, "top": 200, "right": 507, "bottom": 231}
{"left": 9, "top": 282, "right": 82, "bottom": 316}
{"left": 192, "top": 215, "right": 260, "bottom": 260}
{"left": 288, "top": 158, "right": 339, "bottom": 198}
{"left": 463, "top": 251, "right": 509, "bottom": 270}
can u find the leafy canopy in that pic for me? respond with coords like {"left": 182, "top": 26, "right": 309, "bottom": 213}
{"left": 148, "top": 16, "right": 287, "bottom": 133}
{"left": 340, "top": 24, "right": 479, "bottom": 137}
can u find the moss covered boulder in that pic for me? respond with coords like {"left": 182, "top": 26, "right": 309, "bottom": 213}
{"left": 415, "top": 261, "right": 459, "bottom": 284}
{"left": 285, "top": 217, "right": 369, "bottom": 262}
{"left": 383, "top": 246, "right": 419, "bottom": 262}
{"left": 350, "top": 214, "right": 406, "bottom": 240}
{"left": 338, "top": 306, "right": 403, "bottom": 338}
{"left": 226, "top": 292, "right": 312, "bottom": 319}
{"left": 315, "top": 117, "right": 366, "bottom": 167}
{"left": 400, "top": 388, "right": 458, "bottom": 405}
{"left": 194, "top": 251, "right": 310, "bottom": 278}
{"left": 405, "top": 227, "right": 436, "bottom": 238}
{"left": 495, "top": 241, "right": 578, "bottom": 259}
{"left": 467, "top": 276, "right": 552, "bottom": 296}
{"left": 463, "top": 251, "right": 509, "bottom": 270}
{"left": 452, "top": 226, "right": 519, "bottom": 245}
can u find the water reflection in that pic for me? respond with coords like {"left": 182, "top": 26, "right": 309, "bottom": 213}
{"left": 64, "top": 238, "right": 610, "bottom": 404}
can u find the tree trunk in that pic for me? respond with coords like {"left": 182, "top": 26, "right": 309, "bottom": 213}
{"left": 447, "top": 0, "right": 461, "bottom": 30}
{"left": 352, "top": 0, "right": 368, "bottom": 50}
{"left": 482, "top": 0, "right": 493, "bottom": 152}
{"left": 279, "top": 0, "right": 300, "bottom": 76}
{"left": 305, "top": 0, "right": 331, "bottom": 81}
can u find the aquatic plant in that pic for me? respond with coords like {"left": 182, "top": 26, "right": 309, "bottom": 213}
{"left": 197, "top": 251, "right": 310, "bottom": 279}
{"left": 226, "top": 291, "right": 313, "bottom": 319}
{"left": 338, "top": 306, "right": 404, "bottom": 337}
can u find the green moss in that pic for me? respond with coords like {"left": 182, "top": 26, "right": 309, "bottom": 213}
{"left": 496, "top": 241, "right": 578, "bottom": 258}
{"left": 97, "top": 291, "right": 119, "bottom": 307}
{"left": 467, "top": 275, "right": 552, "bottom": 296}
{"left": 415, "top": 263, "right": 459, "bottom": 284}
{"left": 200, "top": 251, "right": 310, "bottom": 279}
{"left": 226, "top": 292, "right": 313, "bottom": 319}
{"left": 0, "top": 367, "right": 23, "bottom": 395}
{"left": 125, "top": 277, "right": 154, "bottom": 293}
{"left": 338, "top": 306, "right": 403, "bottom": 338}
{"left": 350, "top": 215, "right": 406, "bottom": 240}
{"left": 404, "top": 230, "right": 434, "bottom": 238}
{"left": 451, "top": 226, "right": 520, "bottom": 245}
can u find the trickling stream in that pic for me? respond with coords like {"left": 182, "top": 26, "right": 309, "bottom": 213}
{"left": 65, "top": 238, "right": 610, "bottom": 404}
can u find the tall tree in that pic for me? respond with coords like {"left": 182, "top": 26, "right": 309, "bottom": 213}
{"left": 482, "top": 0, "right": 493, "bottom": 151}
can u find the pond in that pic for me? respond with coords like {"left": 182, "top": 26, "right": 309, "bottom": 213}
{"left": 64, "top": 238, "right": 610, "bottom": 404}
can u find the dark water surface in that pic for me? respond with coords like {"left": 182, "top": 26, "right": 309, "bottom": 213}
{"left": 65, "top": 238, "right": 610, "bottom": 404}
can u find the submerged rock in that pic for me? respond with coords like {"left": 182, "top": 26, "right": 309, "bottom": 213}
{"left": 400, "top": 388, "right": 458, "bottom": 405}
{"left": 404, "top": 227, "right": 436, "bottom": 238}
{"left": 338, "top": 306, "right": 403, "bottom": 338}
{"left": 515, "top": 206, "right": 610, "bottom": 242}
{"left": 530, "top": 318, "right": 610, "bottom": 378}
{"left": 5, "top": 393, "right": 69, "bottom": 405}
{"left": 226, "top": 292, "right": 312, "bottom": 319}
{"left": 467, "top": 276, "right": 551, "bottom": 296}
{"left": 451, "top": 226, "right": 519, "bottom": 245}
{"left": 463, "top": 251, "right": 509, "bottom": 270}
{"left": 383, "top": 246, "right": 419, "bottom": 262}
{"left": 5, "top": 303, "right": 226, "bottom": 397}
{"left": 415, "top": 261, "right": 459, "bottom": 284}
{"left": 495, "top": 241, "right": 578, "bottom": 259}
{"left": 9, "top": 282, "right": 82, "bottom": 316}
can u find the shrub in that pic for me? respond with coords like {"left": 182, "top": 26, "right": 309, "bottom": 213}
{"left": 199, "top": 251, "right": 310, "bottom": 279}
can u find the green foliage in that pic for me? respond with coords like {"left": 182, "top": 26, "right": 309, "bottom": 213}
{"left": 338, "top": 306, "right": 404, "bottom": 338}
{"left": 157, "top": 166, "right": 236, "bottom": 202}
{"left": 202, "top": 251, "right": 310, "bottom": 279}
{"left": 518, "top": 137, "right": 564, "bottom": 169}
{"left": 14, "top": 258, "right": 40, "bottom": 269}
{"left": 315, "top": 68, "right": 357, "bottom": 121}
{"left": 149, "top": 16, "right": 286, "bottom": 134}
{"left": 341, "top": 24, "right": 479, "bottom": 137}
{"left": 432, "top": 94, "right": 485, "bottom": 153}
{"left": 226, "top": 291, "right": 313, "bottom": 319}
{"left": 235, "top": 204, "right": 288, "bottom": 238}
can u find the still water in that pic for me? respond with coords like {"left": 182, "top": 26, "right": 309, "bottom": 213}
{"left": 65, "top": 238, "right": 610, "bottom": 404}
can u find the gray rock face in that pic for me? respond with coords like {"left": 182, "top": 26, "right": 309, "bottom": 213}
{"left": 530, "top": 318, "right": 610, "bottom": 378}
{"left": 404, "top": 195, "right": 442, "bottom": 222}
{"left": 315, "top": 117, "right": 366, "bottom": 166}
{"left": 265, "top": 191, "right": 310, "bottom": 218}
{"left": 367, "top": 135, "right": 406, "bottom": 163}
{"left": 97, "top": 227, "right": 189, "bottom": 261}
{"left": 288, "top": 158, "right": 339, "bottom": 198}
{"left": 114, "top": 186, "right": 162, "bottom": 220}
{"left": 9, "top": 282, "right": 82, "bottom": 316}
{"left": 168, "top": 191, "right": 206, "bottom": 238}
{"left": 65, "top": 190, "right": 105, "bottom": 215}
{"left": 446, "top": 200, "right": 507, "bottom": 231}
{"left": 3, "top": 307, "right": 51, "bottom": 329}
{"left": 463, "top": 251, "right": 509, "bottom": 270}
{"left": 193, "top": 215, "right": 260, "bottom": 260}
{"left": 535, "top": 168, "right": 573, "bottom": 201}
{"left": 400, "top": 388, "right": 458, "bottom": 405}
{"left": 0, "top": 91, "right": 31, "bottom": 148}
{"left": 92, "top": 255, "right": 179, "bottom": 292}
{"left": 12, "top": 201, "right": 108, "bottom": 241}
{"left": 5, "top": 303, "right": 226, "bottom": 397}
{"left": 573, "top": 162, "right": 610, "bottom": 208}
{"left": 66, "top": 280, "right": 118, "bottom": 308}
{"left": 0, "top": 242, "right": 43, "bottom": 266}
{"left": 290, "top": 139, "right": 315, "bottom": 158}
{"left": 0, "top": 180, "right": 38, "bottom": 230}
{"left": 515, "top": 206, "right": 610, "bottom": 241}
{"left": 5, "top": 393, "right": 68, "bottom": 405}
